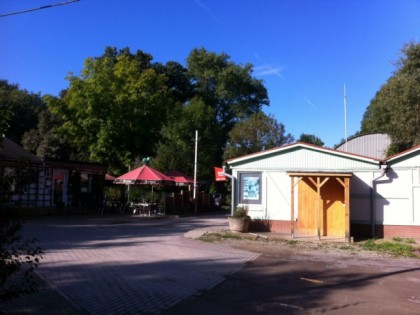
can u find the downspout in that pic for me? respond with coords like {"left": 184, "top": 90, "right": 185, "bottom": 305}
{"left": 222, "top": 165, "right": 235, "bottom": 216}
{"left": 370, "top": 163, "right": 389, "bottom": 238}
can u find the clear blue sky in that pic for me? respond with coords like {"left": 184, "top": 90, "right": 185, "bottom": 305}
{"left": 1, "top": 0, "right": 419, "bottom": 147}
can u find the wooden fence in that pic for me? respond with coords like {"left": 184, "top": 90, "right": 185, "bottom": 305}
{"left": 163, "top": 190, "right": 211, "bottom": 214}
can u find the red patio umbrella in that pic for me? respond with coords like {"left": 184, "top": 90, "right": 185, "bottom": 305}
{"left": 165, "top": 170, "right": 196, "bottom": 187}
{"left": 114, "top": 165, "right": 174, "bottom": 185}
{"left": 114, "top": 165, "right": 174, "bottom": 204}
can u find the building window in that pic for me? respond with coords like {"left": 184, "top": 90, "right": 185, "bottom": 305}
{"left": 239, "top": 172, "right": 262, "bottom": 204}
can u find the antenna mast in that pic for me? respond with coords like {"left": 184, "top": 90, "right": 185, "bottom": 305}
{"left": 344, "top": 83, "right": 348, "bottom": 151}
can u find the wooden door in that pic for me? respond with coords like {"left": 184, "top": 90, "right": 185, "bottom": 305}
{"left": 297, "top": 177, "right": 345, "bottom": 237}
{"left": 322, "top": 178, "right": 345, "bottom": 237}
{"left": 297, "top": 178, "right": 318, "bottom": 234}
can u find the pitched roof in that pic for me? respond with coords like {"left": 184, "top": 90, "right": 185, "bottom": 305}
{"left": 0, "top": 137, "right": 42, "bottom": 164}
{"left": 227, "top": 142, "right": 381, "bottom": 166}
{"left": 385, "top": 145, "right": 420, "bottom": 163}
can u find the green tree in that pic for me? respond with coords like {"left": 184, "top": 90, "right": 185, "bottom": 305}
{"left": 223, "top": 112, "right": 294, "bottom": 160}
{"left": 153, "top": 61, "right": 193, "bottom": 104}
{"left": 187, "top": 48, "right": 269, "bottom": 164}
{"left": 187, "top": 48, "right": 269, "bottom": 128}
{"left": 153, "top": 97, "right": 220, "bottom": 179}
{"left": 299, "top": 133, "right": 324, "bottom": 146}
{"left": 0, "top": 80, "right": 44, "bottom": 144}
{"left": 361, "top": 42, "right": 420, "bottom": 154}
{"left": 50, "top": 47, "right": 172, "bottom": 172}
{"left": 21, "top": 104, "right": 72, "bottom": 159}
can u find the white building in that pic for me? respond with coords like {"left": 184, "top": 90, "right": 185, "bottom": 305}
{"left": 227, "top": 142, "right": 420, "bottom": 240}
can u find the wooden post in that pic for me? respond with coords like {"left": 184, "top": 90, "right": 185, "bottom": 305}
{"left": 344, "top": 177, "right": 350, "bottom": 242}
{"left": 291, "top": 176, "right": 294, "bottom": 239}
{"left": 309, "top": 177, "right": 329, "bottom": 240}
{"left": 336, "top": 176, "right": 351, "bottom": 242}
{"left": 317, "top": 177, "right": 321, "bottom": 240}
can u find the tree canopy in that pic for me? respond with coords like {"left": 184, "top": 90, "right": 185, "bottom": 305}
{"left": 298, "top": 133, "right": 324, "bottom": 146}
{"left": 361, "top": 42, "right": 420, "bottom": 154}
{"left": 49, "top": 48, "right": 172, "bottom": 172}
{"left": 2, "top": 46, "right": 290, "bottom": 182}
{"left": 0, "top": 80, "right": 44, "bottom": 143}
{"left": 223, "top": 112, "right": 294, "bottom": 160}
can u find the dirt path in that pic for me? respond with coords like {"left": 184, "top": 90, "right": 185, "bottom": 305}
{"left": 163, "top": 237, "right": 420, "bottom": 315}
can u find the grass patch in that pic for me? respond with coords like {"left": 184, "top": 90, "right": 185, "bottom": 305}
{"left": 284, "top": 240, "right": 299, "bottom": 246}
{"left": 361, "top": 239, "right": 417, "bottom": 257}
{"left": 199, "top": 232, "right": 245, "bottom": 243}
{"left": 392, "top": 237, "right": 416, "bottom": 244}
{"left": 339, "top": 244, "right": 355, "bottom": 251}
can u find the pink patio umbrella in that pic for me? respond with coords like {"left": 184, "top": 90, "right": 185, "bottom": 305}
{"left": 114, "top": 165, "right": 174, "bottom": 203}
{"left": 165, "top": 170, "right": 196, "bottom": 187}
{"left": 114, "top": 165, "right": 174, "bottom": 185}
{"left": 105, "top": 174, "right": 116, "bottom": 181}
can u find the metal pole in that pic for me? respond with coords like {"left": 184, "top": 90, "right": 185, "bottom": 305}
{"left": 222, "top": 165, "right": 235, "bottom": 215}
{"left": 344, "top": 83, "right": 348, "bottom": 151}
{"left": 127, "top": 165, "right": 131, "bottom": 204}
{"left": 193, "top": 130, "right": 198, "bottom": 213}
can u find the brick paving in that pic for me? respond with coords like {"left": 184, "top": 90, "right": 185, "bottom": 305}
{"left": 22, "top": 215, "right": 259, "bottom": 314}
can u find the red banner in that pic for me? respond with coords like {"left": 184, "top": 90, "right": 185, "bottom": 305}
{"left": 214, "top": 167, "right": 226, "bottom": 182}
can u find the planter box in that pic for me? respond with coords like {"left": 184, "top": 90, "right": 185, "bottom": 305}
{"left": 228, "top": 216, "right": 251, "bottom": 233}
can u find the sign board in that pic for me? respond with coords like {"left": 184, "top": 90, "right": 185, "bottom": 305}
{"left": 214, "top": 167, "right": 226, "bottom": 182}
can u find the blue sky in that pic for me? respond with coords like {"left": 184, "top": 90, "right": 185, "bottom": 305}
{"left": 1, "top": 0, "right": 419, "bottom": 147}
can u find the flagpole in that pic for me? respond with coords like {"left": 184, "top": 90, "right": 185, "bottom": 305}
{"left": 344, "top": 83, "right": 348, "bottom": 151}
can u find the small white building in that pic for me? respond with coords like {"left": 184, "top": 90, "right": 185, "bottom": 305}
{"left": 227, "top": 142, "right": 420, "bottom": 240}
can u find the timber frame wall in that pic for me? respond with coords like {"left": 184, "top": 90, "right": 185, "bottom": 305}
{"left": 289, "top": 172, "right": 352, "bottom": 242}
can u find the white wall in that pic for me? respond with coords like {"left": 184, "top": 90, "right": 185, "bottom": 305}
{"left": 265, "top": 172, "right": 291, "bottom": 220}
{"left": 375, "top": 167, "right": 419, "bottom": 225}
{"left": 233, "top": 170, "right": 292, "bottom": 221}
{"left": 349, "top": 171, "right": 372, "bottom": 224}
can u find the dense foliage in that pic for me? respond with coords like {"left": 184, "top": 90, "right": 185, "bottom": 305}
{"left": 0, "top": 80, "right": 44, "bottom": 143}
{"left": 298, "top": 133, "right": 325, "bottom": 146}
{"left": 0, "top": 218, "right": 43, "bottom": 301}
{"left": 18, "top": 47, "right": 274, "bottom": 178}
{"left": 2, "top": 46, "right": 314, "bottom": 180}
{"left": 361, "top": 42, "right": 420, "bottom": 154}
{"left": 0, "top": 157, "right": 43, "bottom": 301}
{"left": 223, "top": 112, "right": 294, "bottom": 160}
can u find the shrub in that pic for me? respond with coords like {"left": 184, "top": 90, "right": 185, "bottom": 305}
{"left": 0, "top": 216, "right": 43, "bottom": 301}
{"left": 232, "top": 207, "right": 249, "bottom": 219}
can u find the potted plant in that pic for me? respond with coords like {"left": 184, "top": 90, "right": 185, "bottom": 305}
{"left": 228, "top": 207, "right": 251, "bottom": 232}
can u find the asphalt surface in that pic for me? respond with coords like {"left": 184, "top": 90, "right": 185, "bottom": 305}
{"left": 2, "top": 214, "right": 420, "bottom": 315}
{"left": 15, "top": 214, "right": 258, "bottom": 314}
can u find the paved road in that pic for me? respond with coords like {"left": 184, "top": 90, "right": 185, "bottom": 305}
{"left": 21, "top": 214, "right": 259, "bottom": 314}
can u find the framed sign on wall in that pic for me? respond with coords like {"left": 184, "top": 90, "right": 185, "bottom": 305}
{"left": 239, "top": 172, "right": 262, "bottom": 204}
